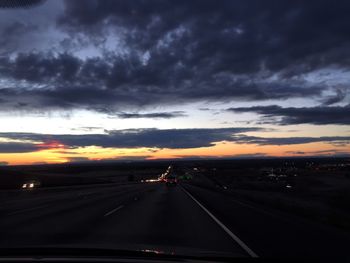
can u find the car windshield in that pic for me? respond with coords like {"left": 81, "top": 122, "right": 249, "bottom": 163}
{"left": 0, "top": 0, "right": 350, "bottom": 262}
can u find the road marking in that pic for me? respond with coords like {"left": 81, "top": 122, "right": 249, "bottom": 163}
{"left": 104, "top": 205, "right": 124, "bottom": 217}
{"left": 7, "top": 204, "right": 49, "bottom": 216}
{"left": 181, "top": 186, "right": 258, "bottom": 258}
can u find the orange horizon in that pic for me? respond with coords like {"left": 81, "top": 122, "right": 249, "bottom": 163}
{"left": 1, "top": 141, "right": 349, "bottom": 166}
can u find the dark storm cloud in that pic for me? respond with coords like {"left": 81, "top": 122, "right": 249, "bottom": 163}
{"left": 57, "top": 0, "right": 350, "bottom": 106}
{"left": 0, "top": 52, "right": 324, "bottom": 112}
{"left": 0, "top": 142, "right": 40, "bottom": 153}
{"left": 322, "top": 88, "right": 347, "bottom": 105}
{"left": 0, "top": 128, "right": 349, "bottom": 154}
{"left": 0, "top": 53, "right": 81, "bottom": 83}
{"left": 0, "top": 86, "right": 121, "bottom": 112}
{"left": 234, "top": 135, "right": 350, "bottom": 146}
{"left": 227, "top": 105, "right": 350, "bottom": 125}
{"left": 59, "top": 0, "right": 350, "bottom": 72}
{"left": 0, "top": 127, "right": 260, "bottom": 149}
{"left": 0, "top": 0, "right": 45, "bottom": 8}
{"left": 0, "top": 0, "right": 349, "bottom": 112}
{"left": 116, "top": 111, "right": 186, "bottom": 119}
{"left": 0, "top": 22, "right": 38, "bottom": 54}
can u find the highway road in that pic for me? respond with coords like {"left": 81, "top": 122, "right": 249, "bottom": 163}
{"left": 0, "top": 181, "right": 349, "bottom": 261}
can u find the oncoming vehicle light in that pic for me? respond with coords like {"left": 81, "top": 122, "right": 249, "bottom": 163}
{"left": 21, "top": 181, "right": 40, "bottom": 189}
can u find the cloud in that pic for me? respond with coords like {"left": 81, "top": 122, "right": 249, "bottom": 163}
{"left": 227, "top": 105, "right": 350, "bottom": 125}
{"left": 0, "top": 1, "right": 349, "bottom": 113}
{"left": 65, "top": 156, "right": 90, "bottom": 163}
{"left": 65, "top": 155, "right": 152, "bottom": 163}
{"left": 59, "top": 0, "right": 350, "bottom": 72}
{"left": 286, "top": 149, "right": 350, "bottom": 157}
{"left": 0, "top": 1, "right": 64, "bottom": 56}
{"left": 234, "top": 135, "right": 350, "bottom": 146}
{"left": 53, "top": 150, "right": 80, "bottom": 155}
{"left": 71, "top": 127, "right": 103, "bottom": 132}
{"left": 286, "top": 151, "right": 306, "bottom": 155}
{"left": 0, "top": 85, "right": 130, "bottom": 112}
{"left": 0, "top": 128, "right": 349, "bottom": 154}
{"left": 103, "top": 156, "right": 151, "bottom": 162}
{"left": 0, "top": 22, "right": 38, "bottom": 54}
{"left": 115, "top": 111, "right": 187, "bottom": 119}
{"left": 322, "top": 88, "right": 347, "bottom": 105}
{"left": 0, "top": 53, "right": 81, "bottom": 83}
{"left": 0, "top": 127, "right": 260, "bottom": 150}
{"left": 230, "top": 153, "right": 268, "bottom": 158}
{"left": 0, "top": 0, "right": 45, "bottom": 9}
{"left": 0, "top": 142, "right": 41, "bottom": 153}
{"left": 0, "top": 53, "right": 324, "bottom": 113}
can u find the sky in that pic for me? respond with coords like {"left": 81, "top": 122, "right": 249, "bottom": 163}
{"left": 0, "top": 0, "right": 349, "bottom": 165}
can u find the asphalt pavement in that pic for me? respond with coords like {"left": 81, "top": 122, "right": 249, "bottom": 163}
{"left": 0, "top": 181, "right": 349, "bottom": 261}
{"left": 0, "top": 182, "right": 248, "bottom": 258}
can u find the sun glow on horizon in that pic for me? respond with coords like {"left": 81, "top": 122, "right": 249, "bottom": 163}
{"left": 1, "top": 141, "right": 349, "bottom": 166}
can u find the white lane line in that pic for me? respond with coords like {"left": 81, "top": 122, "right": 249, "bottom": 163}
{"left": 104, "top": 205, "right": 124, "bottom": 217}
{"left": 7, "top": 204, "right": 49, "bottom": 216}
{"left": 181, "top": 186, "right": 258, "bottom": 258}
